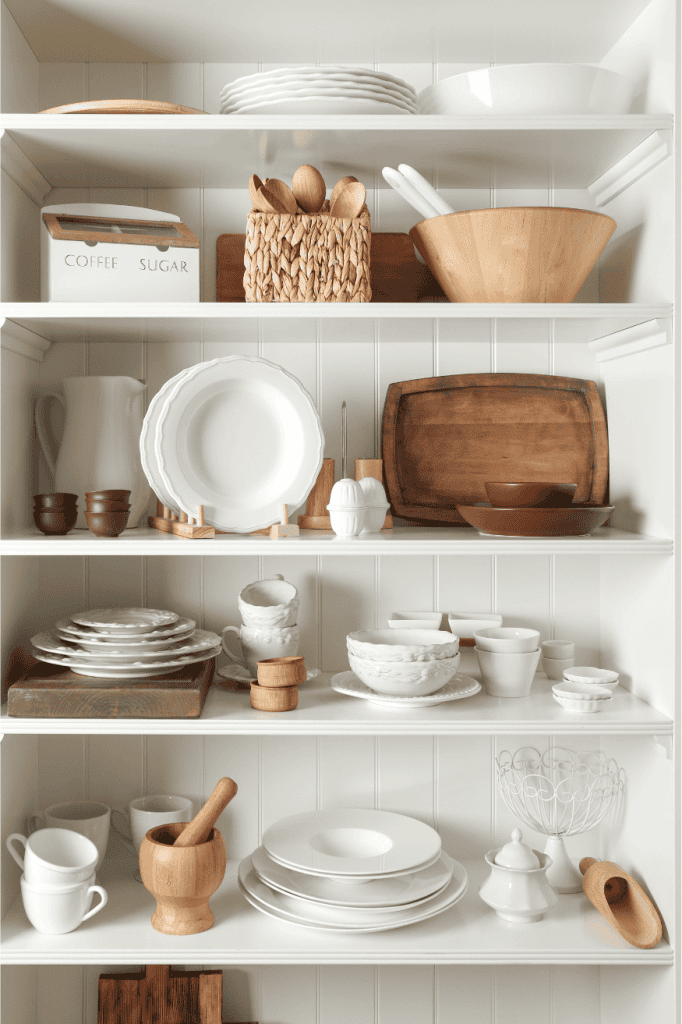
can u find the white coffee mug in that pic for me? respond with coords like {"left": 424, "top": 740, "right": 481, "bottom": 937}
{"left": 238, "top": 575, "right": 299, "bottom": 628}
{"left": 221, "top": 624, "right": 300, "bottom": 678}
{"left": 112, "top": 794, "right": 193, "bottom": 854}
{"left": 7, "top": 828, "right": 98, "bottom": 887}
{"left": 20, "top": 873, "right": 107, "bottom": 933}
{"left": 29, "top": 801, "right": 110, "bottom": 870}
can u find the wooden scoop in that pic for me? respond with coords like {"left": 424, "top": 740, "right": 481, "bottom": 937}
{"left": 579, "top": 857, "right": 663, "bottom": 948}
{"left": 292, "top": 164, "right": 326, "bottom": 213}
{"left": 172, "top": 777, "right": 238, "bottom": 848}
{"left": 249, "top": 174, "right": 264, "bottom": 207}
{"left": 263, "top": 178, "right": 298, "bottom": 214}
{"left": 329, "top": 175, "right": 358, "bottom": 208}
{"left": 329, "top": 181, "right": 366, "bottom": 220}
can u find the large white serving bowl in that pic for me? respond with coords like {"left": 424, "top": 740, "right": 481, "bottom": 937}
{"left": 474, "top": 647, "right": 541, "bottom": 698}
{"left": 348, "top": 651, "right": 460, "bottom": 696}
{"left": 347, "top": 629, "right": 459, "bottom": 662}
{"left": 473, "top": 627, "right": 540, "bottom": 653}
{"left": 418, "top": 64, "right": 635, "bottom": 115}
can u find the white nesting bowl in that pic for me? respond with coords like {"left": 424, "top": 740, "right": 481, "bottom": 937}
{"left": 541, "top": 655, "right": 575, "bottom": 681}
{"left": 347, "top": 629, "right": 460, "bottom": 662}
{"left": 563, "top": 666, "right": 619, "bottom": 691}
{"left": 475, "top": 647, "right": 541, "bottom": 698}
{"left": 540, "top": 640, "right": 575, "bottom": 660}
{"left": 418, "top": 64, "right": 635, "bottom": 116}
{"left": 552, "top": 680, "right": 612, "bottom": 701}
{"left": 348, "top": 651, "right": 460, "bottom": 696}
{"left": 553, "top": 693, "right": 613, "bottom": 714}
{"left": 473, "top": 627, "right": 540, "bottom": 653}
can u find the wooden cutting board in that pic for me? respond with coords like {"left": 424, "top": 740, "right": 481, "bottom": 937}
{"left": 40, "top": 100, "right": 208, "bottom": 114}
{"left": 98, "top": 965, "right": 256, "bottom": 1024}
{"left": 216, "top": 232, "right": 445, "bottom": 303}
{"left": 5, "top": 647, "right": 215, "bottom": 718}
{"left": 382, "top": 373, "right": 609, "bottom": 525}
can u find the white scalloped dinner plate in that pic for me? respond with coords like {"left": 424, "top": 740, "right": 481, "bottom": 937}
{"left": 221, "top": 84, "right": 416, "bottom": 115}
{"left": 70, "top": 608, "right": 178, "bottom": 633}
{"left": 251, "top": 845, "right": 454, "bottom": 908}
{"left": 238, "top": 855, "right": 468, "bottom": 932}
{"left": 31, "top": 647, "right": 220, "bottom": 679}
{"left": 32, "top": 629, "right": 220, "bottom": 660}
{"left": 222, "top": 95, "right": 412, "bottom": 115}
{"left": 154, "top": 356, "right": 324, "bottom": 533}
{"left": 56, "top": 615, "right": 196, "bottom": 642}
{"left": 220, "top": 65, "right": 417, "bottom": 98}
{"left": 139, "top": 366, "right": 194, "bottom": 510}
{"left": 331, "top": 670, "right": 481, "bottom": 707}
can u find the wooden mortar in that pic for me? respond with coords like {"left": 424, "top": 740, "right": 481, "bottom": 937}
{"left": 257, "top": 656, "right": 306, "bottom": 687}
{"left": 580, "top": 857, "right": 663, "bottom": 949}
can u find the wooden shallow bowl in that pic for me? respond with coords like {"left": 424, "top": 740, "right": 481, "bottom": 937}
{"left": 409, "top": 207, "right": 616, "bottom": 302}
{"left": 85, "top": 489, "right": 131, "bottom": 502}
{"left": 257, "top": 656, "right": 306, "bottom": 688}
{"left": 85, "top": 499, "right": 131, "bottom": 513}
{"left": 250, "top": 681, "right": 299, "bottom": 711}
{"left": 484, "top": 482, "right": 577, "bottom": 507}
{"left": 456, "top": 505, "right": 614, "bottom": 537}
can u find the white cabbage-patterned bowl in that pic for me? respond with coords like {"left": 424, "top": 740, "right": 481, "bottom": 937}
{"left": 347, "top": 629, "right": 459, "bottom": 662}
{"left": 348, "top": 651, "right": 460, "bottom": 696}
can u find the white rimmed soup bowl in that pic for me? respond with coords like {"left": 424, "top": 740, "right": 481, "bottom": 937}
{"left": 475, "top": 647, "right": 541, "bottom": 697}
{"left": 473, "top": 627, "right": 540, "bottom": 654}
{"left": 347, "top": 629, "right": 459, "bottom": 663}
{"left": 348, "top": 651, "right": 460, "bottom": 696}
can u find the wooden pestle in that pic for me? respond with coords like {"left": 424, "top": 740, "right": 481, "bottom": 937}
{"left": 172, "top": 777, "right": 238, "bottom": 848}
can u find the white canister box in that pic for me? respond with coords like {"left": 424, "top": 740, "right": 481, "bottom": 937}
{"left": 41, "top": 203, "right": 200, "bottom": 302}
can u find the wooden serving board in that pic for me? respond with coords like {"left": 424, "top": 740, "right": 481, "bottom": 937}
{"left": 98, "top": 965, "right": 256, "bottom": 1024}
{"left": 217, "top": 232, "right": 445, "bottom": 303}
{"left": 40, "top": 99, "right": 208, "bottom": 114}
{"left": 382, "top": 373, "right": 609, "bottom": 525}
{"left": 5, "top": 647, "right": 215, "bottom": 718}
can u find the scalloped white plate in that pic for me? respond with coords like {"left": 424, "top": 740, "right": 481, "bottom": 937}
{"left": 70, "top": 608, "right": 178, "bottom": 633}
{"left": 32, "top": 629, "right": 220, "bottom": 660}
{"left": 56, "top": 615, "right": 196, "bottom": 642}
{"left": 331, "top": 670, "right": 481, "bottom": 707}
{"left": 30, "top": 646, "right": 220, "bottom": 679}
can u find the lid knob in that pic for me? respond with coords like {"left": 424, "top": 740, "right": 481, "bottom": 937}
{"left": 494, "top": 828, "right": 541, "bottom": 870}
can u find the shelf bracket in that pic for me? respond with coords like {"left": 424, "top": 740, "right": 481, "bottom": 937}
{"left": 654, "top": 735, "right": 673, "bottom": 761}
{"left": 588, "top": 319, "right": 671, "bottom": 363}
{"left": 588, "top": 130, "right": 672, "bottom": 207}
{"left": 1, "top": 319, "right": 51, "bottom": 362}
{"left": 0, "top": 130, "right": 52, "bottom": 207}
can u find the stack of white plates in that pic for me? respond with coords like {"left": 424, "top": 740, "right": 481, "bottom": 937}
{"left": 220, "top": 66, "right": 417, "bottom": 116}
{"left": 239, "top": 808, "right": 467, "bottom": 932}
{"left": 140, "top": 355, "right": 324, "bottom": 534}
{"left": 30, "top": 607, "right": 220, "bottom": 680}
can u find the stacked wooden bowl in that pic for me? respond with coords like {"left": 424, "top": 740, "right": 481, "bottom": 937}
{"left": 250, "top": 656, "right": 306, "bottom": 712}
{"left": 84, "top": 489, "right": 131, "bottom": 537}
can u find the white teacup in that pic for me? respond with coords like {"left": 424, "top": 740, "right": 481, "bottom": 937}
{"left": 20, "top": 873, "right": 107, "bottom": 933}
{"left": 112, "top": 794, "right": 194, "bottom": 854}
{"left": 238, "top": 576, "right": 299, "bottom": 628}
{"left": 221, "top": 623, "right": 300, "bottom": 679}
{"left": 29, "top": 801, "right": 110, "bottom": 870}
{"left": 7, "top": 828, "right": 98, "bottom": 887}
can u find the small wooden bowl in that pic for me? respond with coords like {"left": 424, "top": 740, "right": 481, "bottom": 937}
{"left": 85, "top": 489, "right": 131, "bottom": 502}
{"left": 484, "top": 482, "right": 577, "bottom": 508}
{"left": 85, "top": 498, "right": 131, "bottom": 513}
{"left": 250, "top": 681, "right": 298, "bottom": 711}
{"left": 84, "top": 509, "right": 130, "bottom": 537}
{"left": 33, "top": 507, "right": 78, "bottom": 535}
{"left": 257, "top": 656, "right": 306, "bottom": 687}
{"left": 33, "top": 492, "right": 78, "bottom": 508}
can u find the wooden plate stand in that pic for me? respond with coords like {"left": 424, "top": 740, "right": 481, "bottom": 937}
{"left": 148, "top": 501, "right": 299, "bottom": 539}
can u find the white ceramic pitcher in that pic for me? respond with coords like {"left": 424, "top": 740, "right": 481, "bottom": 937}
{"left": 35, "top": 376, "right": 150, "bottom": 529}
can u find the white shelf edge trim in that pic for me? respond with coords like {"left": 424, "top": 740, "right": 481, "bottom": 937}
{"left": 588, "top": 130, "right": 672, "bottom": 206}
{"left": 0, "top": 130, "right": 51, "bottom": 206}
{"left": 588, "top": 318, "right": 671, "bottom": 362}
{"left": 0, "top": 319, "right": 51, "bottom": 361}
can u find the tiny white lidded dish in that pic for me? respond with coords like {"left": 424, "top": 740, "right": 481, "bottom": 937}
{"left": 563, "top": 666, "right": 619, "bottom": 691}
{"left": 357, "top": 476, "right": 390, "bottom": 533}
{"left": 479, "top": 828, "right": 557, "bottom": 924}
{"left": 327, "top": 478, "right": 368, "bottom": 537}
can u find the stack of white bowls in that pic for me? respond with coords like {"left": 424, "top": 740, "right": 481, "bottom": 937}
{"left": 346, "top": 629, "right": 461, "bottom": 696}
{"left": 220, "top": 66, "right": 417, "bottom": 116}
{"left": 474, "top": 627, "right": 541, "bottom": 697}
{"left": 239, "top": 808, "right": 468, "bottom": 931}
{"left": 540, "top": 639, "right": 575, "bottom": 680}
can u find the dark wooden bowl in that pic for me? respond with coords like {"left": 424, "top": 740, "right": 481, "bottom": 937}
{"left": 84, "top": 489, "right": 131, "bottom": 502}
{"left": 33, "top": 507, "right": 78, "bottom": 535}
{"left": 456, "top": 505, "right": 614, "bottom": 537}
{"left": 33, "top": 493, "right": 78, "bottom": 508}
{"left": 85, "top": 498, "right": 131, "bottom": 513}
{"left": 484, "top": 482, "right": 578, "bottom": 508}
{"left": 84, "top": 509, "right": 130, "bottom": 537}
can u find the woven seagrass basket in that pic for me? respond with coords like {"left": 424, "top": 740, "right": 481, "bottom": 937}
{"left": 244, "top": 202, "right": 371, "bottom": 302}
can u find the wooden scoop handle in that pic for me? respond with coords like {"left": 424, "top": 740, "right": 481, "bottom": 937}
{"left": 580, "top": 857, "right": 598, "bottom": 875}
{"left": 172, "top": 777, "right": 238, "bottom": 847}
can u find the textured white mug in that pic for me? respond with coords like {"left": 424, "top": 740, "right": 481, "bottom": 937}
{"left": 29, "top": 801, "right": 110, "bottom": 870}
{"left": 112, "top": 794, "right": 193, "bottom": 854}
{"left": 221, "top": 624, "right": 300, "bottom": 678}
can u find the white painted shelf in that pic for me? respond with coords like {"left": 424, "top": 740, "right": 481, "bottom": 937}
{"left": 0, "top": 526, "right": 673, "bottom": 557}
{"left": 0, "top": 672, "right": 671, "bottom": 736}
{"left": 2, "top": 116, "right": 672, "bottom": 190}
{"left": 0, "top": 857, "right": 670, "bottom": 965}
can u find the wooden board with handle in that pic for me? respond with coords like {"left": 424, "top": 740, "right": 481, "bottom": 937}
{"left": 98, "top": 964, "right": 257, "bottom": 1024}
{"left": 382, "top": 373, "right": 609, "bottom": 525}
{"left": 217, "top": 232, "right": 445, "bottom": 303}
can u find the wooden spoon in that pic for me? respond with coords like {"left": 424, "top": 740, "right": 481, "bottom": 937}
{"left": 262, "top": 178, "right": 298, "bottom": 214}
{"left": 329, "top": 175, "right": 358, "bottom": 210}
{"left": 172, "top": 777, "right": 238, "bottom": 848}
{"left": 329, "top": 181, "right": 366, "bottom": 220}
{"left": 249, "top": 174, "right": 263, "bottom": 208}
{"left": 292, "top": 164, "right": 326, "bottom": 213}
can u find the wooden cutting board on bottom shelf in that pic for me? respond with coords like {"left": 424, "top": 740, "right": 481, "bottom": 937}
{"left": 382, "top": 372, "right": 609, "bottom": 524}
{"left": 98, "top": 965, "right": 256, "bottom": 1024}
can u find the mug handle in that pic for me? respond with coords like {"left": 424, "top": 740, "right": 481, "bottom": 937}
{"left": 6, "top": 833, "right": 27, "bottom": 871}
{"left": 221, "top": 626, "right": 247, "bottom": 669}
{"left": 81, "top": 885, "right": 108, "bottom": 922}
{"left": 34, "top": 390, "right": 66, "bottom": 480}
{"left": 26, "top": 813, "right": 45, "bottom": 835}
{"left": 110, "top": 809, "right": 135, "bottom": 855}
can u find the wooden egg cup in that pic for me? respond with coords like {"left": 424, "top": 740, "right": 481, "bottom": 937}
{"left": 257, "top": 656, "right": 306, "bottom": 687}
{"left": 250, "top": 681, "right": 299, "bottom": 711}
{"left": 139, "top": 822, "right": 226, "bottom": 935}
{"left": 580, "top": 857, "right": 663, "bottom": 949}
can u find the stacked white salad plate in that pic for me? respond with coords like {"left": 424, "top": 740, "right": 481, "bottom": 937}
{"left": 140, "top": 355, "right": 324, "bottom": 533}
{"left": 30, "top": 607, "right": 220, "bottom": 680}
{"left": 219, "top": 66, "right": 417, "bottom": 116}
{"left": 239, "top": 809, "right": 468, "bottom": 931}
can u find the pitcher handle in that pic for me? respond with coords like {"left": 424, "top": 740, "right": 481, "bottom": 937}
{"left": 221, "top": 626, "right": 247, "bottom": 669}
{"left": 6, "top": 833, "right": 27, "bottom": 871}
{"left": 34, "top": 390, "right": 66, "bottom": 480}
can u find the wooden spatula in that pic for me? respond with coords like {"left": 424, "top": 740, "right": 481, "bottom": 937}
{"left": 172, "top": 777, "right": 238, "bottom": 847}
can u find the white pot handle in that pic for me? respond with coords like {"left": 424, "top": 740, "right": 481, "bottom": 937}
{"left": 6, "top": 833, "right": 27, "bottom": 871}
{"left": 81, "top": 885, "right": 108, "bottom": 922}
{"left": 221, "top": 625, "right": 247, "bottom": 669}
{"left": 34, "top": 390, "right": 66, "bottom": 480}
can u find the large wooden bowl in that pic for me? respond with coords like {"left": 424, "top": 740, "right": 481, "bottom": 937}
{"left": 409, "top": 207, "right": 616, "bottom": 303}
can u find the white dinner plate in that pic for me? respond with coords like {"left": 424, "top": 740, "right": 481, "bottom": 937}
{"left": 32, "top": 629, "right": 220, "bottom": 660}
{"left": 139, "top": 365, "right": 194, "bottom": 511}
{"left": 221, "top": 83, "right": 416, "bottom": 115}
{"left": 263, "top": 807, "right": 441, "bottom": 878}
{"left": 154, "top": 355, "right": 324, "bottom": 533}
{"left": 220, "top": 65, "right": 416, "bottom": 99}
{"left": 222, "top": 95, "right": 412, "bottom": 115}
{"left": 70, "top": 608, "right": 178, "bottom": 633}
{"left": 331, "top": 670, "right": 481, "bottom": 707}
{"left": 251, "top": 845, "right": 454, "bottom": 908}
{"left": 220, "top": 73, "right": 416, "bottom": 101}
{"left": 31, "top": 646, "right": 220, "bottom": 679}
{"left": 239, "top": 855, "right": 468, "bottom": 932}
{"left": 55, "top": 626, "right": 195, "bottom": 651}
{"left": 56, "top": 615, "right": 196, "bottom": 642}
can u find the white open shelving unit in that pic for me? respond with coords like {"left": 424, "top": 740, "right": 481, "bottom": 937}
{"left": 0, "top": 0, "right": 679, "bottom": 1021}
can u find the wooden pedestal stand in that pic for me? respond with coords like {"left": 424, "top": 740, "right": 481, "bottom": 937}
{"left": 298, "top": 458, "right": 334, "bottom": 529}
{"left": 355, "top": 458, "right": 393, "bottom": 529}
{"left": 98, "top": 964, "right": 257, "bottom": 1024}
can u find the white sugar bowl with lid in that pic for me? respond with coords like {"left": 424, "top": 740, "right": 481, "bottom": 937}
{"left": 479, "top": 828, "right": 557, "bottom": 924}
{"left": 357, "top": 476, "right": 390, "bottom": 533}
